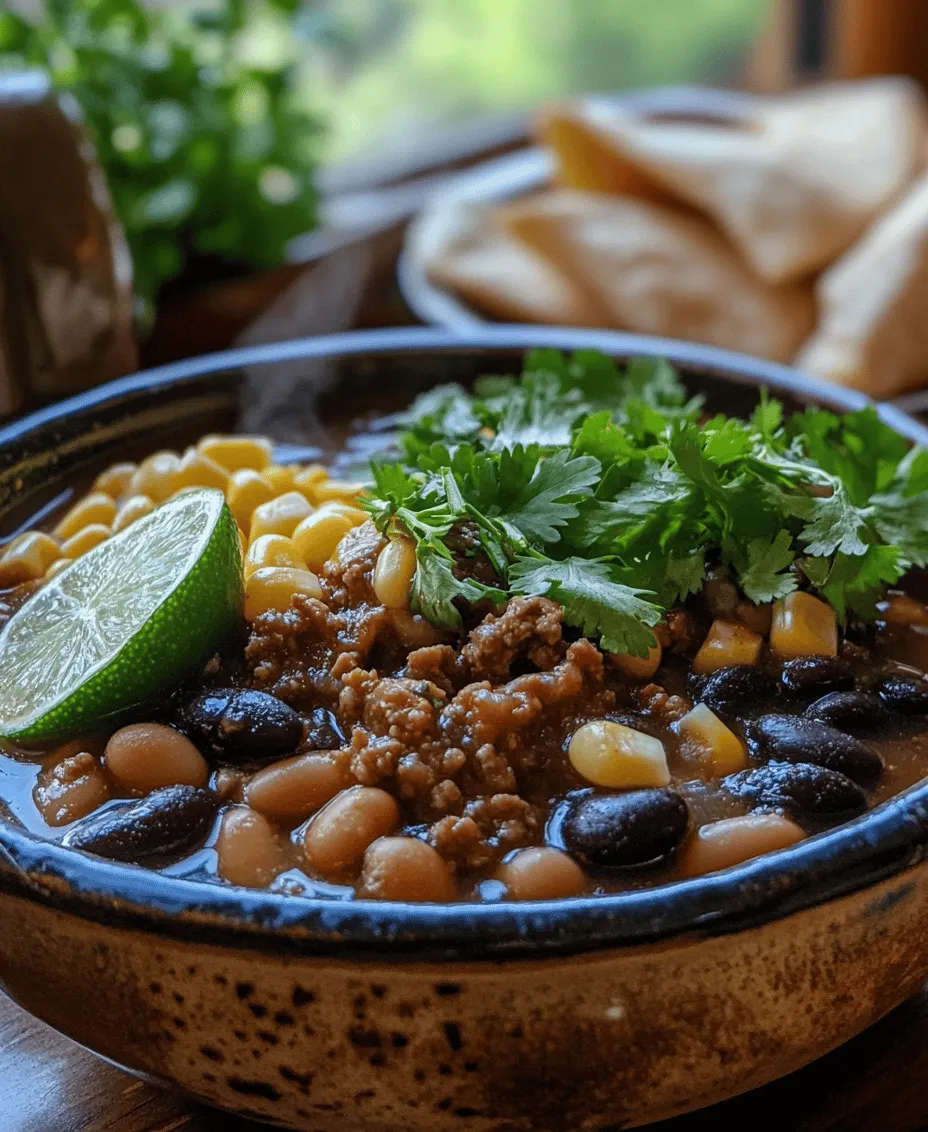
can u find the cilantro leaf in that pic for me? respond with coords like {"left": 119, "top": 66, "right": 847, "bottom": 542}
{"left": 738, "top": 530, "right": 797, "bottom": 604}
{"left": 866, "top": 488, "right": 928, "bottom": 568}
{"left": 509, "top": 555, "right": 662, "bottom": 657}
{"left": 456, "top": 446, "right": 599, "bottom": 544}
{"left": 663, "top": 552, "right": 707, "bottom": 603}
{"left": 410, "top": 547, "right": 505, "bottom": 628}
{"left": 789, "top": 484, "right": 870, "bottom": 558}
{"left": 750, "top": 390, "right": 784, "bottom": 443}
{"left": 375, "top": 348, "right": 923, "bottom": 640}
{"left": 816, "top": 546, "right": 905, "bottom": 622}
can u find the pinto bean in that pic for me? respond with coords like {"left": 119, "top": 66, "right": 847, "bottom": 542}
{"left": 215, "top": 805, "right": 290, "bottom": 888}
{"left": 497, "top": 847, "right": 586, "bottom": 900}
{"left": 679, "top": 814, "right": 805, "bottom": 877}
{"left": 303, "top": 786, "right": 400, "bottom": 878}
{"left": 244, "top": 753, "right": 353, "bottom": 825}
{"left": 34, "top": 747, "right": 109, "bottom": 827}
{"left": 359, "top": 837, "right": 456, "bottom": 902}
{"left": 104, "top": 723, "right": 209, "bottom": 794}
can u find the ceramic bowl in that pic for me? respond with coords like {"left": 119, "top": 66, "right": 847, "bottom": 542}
{"left": 2, "top": 327, "right": 928, "bottom": 1132}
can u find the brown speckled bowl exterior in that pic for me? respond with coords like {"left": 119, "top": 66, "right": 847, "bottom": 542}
{"left": 1, "top": 327, "right": 928, "bottom": 1130}
{"left": 2, "top": 867, "right": 928, "bottom": 1129}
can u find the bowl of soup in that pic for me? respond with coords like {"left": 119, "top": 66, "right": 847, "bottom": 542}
{"left": 1, "top": 326, "right": 928, "bottom": 1130}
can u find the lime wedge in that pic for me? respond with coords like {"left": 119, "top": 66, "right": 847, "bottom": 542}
{"left": 0, "top": 488, "right": 243, "bottom": 743}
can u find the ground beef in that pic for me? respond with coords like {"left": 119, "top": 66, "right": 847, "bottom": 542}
{"left": 461, "top": 595, "right": 565, "bottom": 682}
{"left": 404, "top": 644, "right": 465, "bottom": 695}
{"left": 244, "top": 583, "right": 614, "bottom": 870}
{"left": 430, "top": 794, "right": 540, "bottom": 871}
{"left": 321, "top": 521, "right": 384, "bottom": 608}
{"left": 245, "top": 594, "right": 390, "bottom": 709}
{"left": 638, "top": 682, "right": 692, "bottom": 723}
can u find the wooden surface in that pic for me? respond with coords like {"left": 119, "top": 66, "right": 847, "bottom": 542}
{"left": 4, "top": 980, "right": 928, "bottom": 1131}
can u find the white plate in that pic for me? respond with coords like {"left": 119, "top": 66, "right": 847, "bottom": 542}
{"left": 397, "top": 85, "right": 760, "bottom": 329}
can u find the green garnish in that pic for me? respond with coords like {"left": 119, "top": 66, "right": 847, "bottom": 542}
{"left": 365, "top": 350, "right": 928, "bottom": 657}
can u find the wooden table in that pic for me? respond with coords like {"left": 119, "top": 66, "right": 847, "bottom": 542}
{"left": 4, "top": 979, "right": 928, "bottom": 1131}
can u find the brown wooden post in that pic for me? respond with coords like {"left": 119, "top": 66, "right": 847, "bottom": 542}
{"left": 750, "top": 0, "right": 928, "bottom": 92}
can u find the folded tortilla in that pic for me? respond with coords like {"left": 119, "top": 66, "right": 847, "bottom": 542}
{"left": 501, "top": 189, "right": 816, "bottom": 362}
{"left": 423, "top": 199, "right": 605, "bottom": 327}
{"left": 539, "top": 79, "right": 928, "bottom": 285}
{"left": 796, "top": 171, "right": 928, "bottom": 398}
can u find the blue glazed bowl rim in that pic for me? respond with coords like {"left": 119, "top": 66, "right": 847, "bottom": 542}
{"left": 1, "top": 324, "right": 927, "bottom": 960}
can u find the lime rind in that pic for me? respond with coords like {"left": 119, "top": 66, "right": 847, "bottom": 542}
{"left": 0, "top": 488, "right": 243, "bottom": 743}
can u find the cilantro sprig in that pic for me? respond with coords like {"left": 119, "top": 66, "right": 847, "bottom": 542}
{"left": 365, "top": 351, "right": 928, "bottom": 655}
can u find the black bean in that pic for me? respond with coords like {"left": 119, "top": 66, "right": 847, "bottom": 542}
{"left": 691, "top": 666, "right": 775, "bottom": 716}
{"left": 176, "top": 689, "right": 304, "bottom": 761}
{"left": 747, "top": 714, "right": 882, "bottom": 784}
{"left": 724, "top": 761, "right": 866, "bottom": 816}
{"left": 64, "top": 786, "right": 217, "bottom": 864}
{"left": 779, "top": 656, "right": 855, "bottom": 699}
{"left": 559, "top": 789, "right": 689, "bottom": 867}
{"left": 804, "top": 691, "right": 886, "bottom": 734}
{"left": 877, "top": 675, "right": 928, "bottom": 715}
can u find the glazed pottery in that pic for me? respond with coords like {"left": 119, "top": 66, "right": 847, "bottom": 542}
{"left": 1, "top": 326, "right": 928, "bottom": 1131}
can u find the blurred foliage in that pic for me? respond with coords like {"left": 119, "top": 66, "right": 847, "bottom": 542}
{"left": 0, "top": 0, "right": 323, "bottom": 319}
{"left": 307, "top": 0, "right": 766, "bottom": 160}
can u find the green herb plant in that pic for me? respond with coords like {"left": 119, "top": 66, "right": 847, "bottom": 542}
{"left": 366, "top": 350, "right": 928, "bottom": 657}
{"left": 0, "top": 0, "right": 322, "bottom": 318}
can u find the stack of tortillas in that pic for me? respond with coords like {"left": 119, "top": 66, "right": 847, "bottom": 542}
{"left": 422, "top": 78, "right": 928, "bottom": 398}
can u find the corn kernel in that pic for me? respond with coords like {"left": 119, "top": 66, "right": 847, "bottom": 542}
{"left": 112, "top": 494, "right": 155, "bottom": 533}
{"left": 128, "top": 451, "right": 180, "bottom": 503}
{"left": 292, "top": 464, "right": 329, "bottom": 502}
{"left": 770, "top": 591, "right": 837, "bottom": 659}
{"left": 60, "top": 524, "right": 110, "bottom": 559}
{"left": 677, "top": 703, "right": 747, "bottom": 776}
{"left": 173, "top": 447, "right": 230, "bottom": 492}
{"left": 244, "top": 566, "right": 322, "bottom": 619}
{"left": 262, "top": 465, "right": 296, "bottom": 494}
{"left": 226, "top": 469, "right": 275, "bottom": 533}
{"left": 692, "top": 619, "right": 763, "bottom": 675}
{"left": 245, "top": 534, "right": 304, "bottom": 578}
{"left": 568, "top": 719, "right": 670, "bottom": 788}
{"left": 679, "top": 814, "right": 805, "bottom": 877}
{"left": 45, "top": 557, "right": 72, "bottom": 580}
{"left": 92, "top": 461, "right": 136, "bottom": 498}
{"left": 249, "top": 491, "right": 313, "bottom": 541}
{"left": 879, "top": 593, "right": 928, "bottom": 627}
{"left": 610, "top": 641, "right": 662, "bottom": 681}
{"left": 373, "top": 538, "right": 417, "bottom": 609}
{"left": 312, "top": 478, "right": 365, "bottom": 507}
{"left": 292, "top": 503, "right": 366, "bottom": 572}
{"left": 0, "top": 532, "right": 62, "bottom": 585}
{"left": 198, "top": 434, "right": 273, "bottom": 472}
{"left": 52, "top": 492, "right": 118, "bottom": 541}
